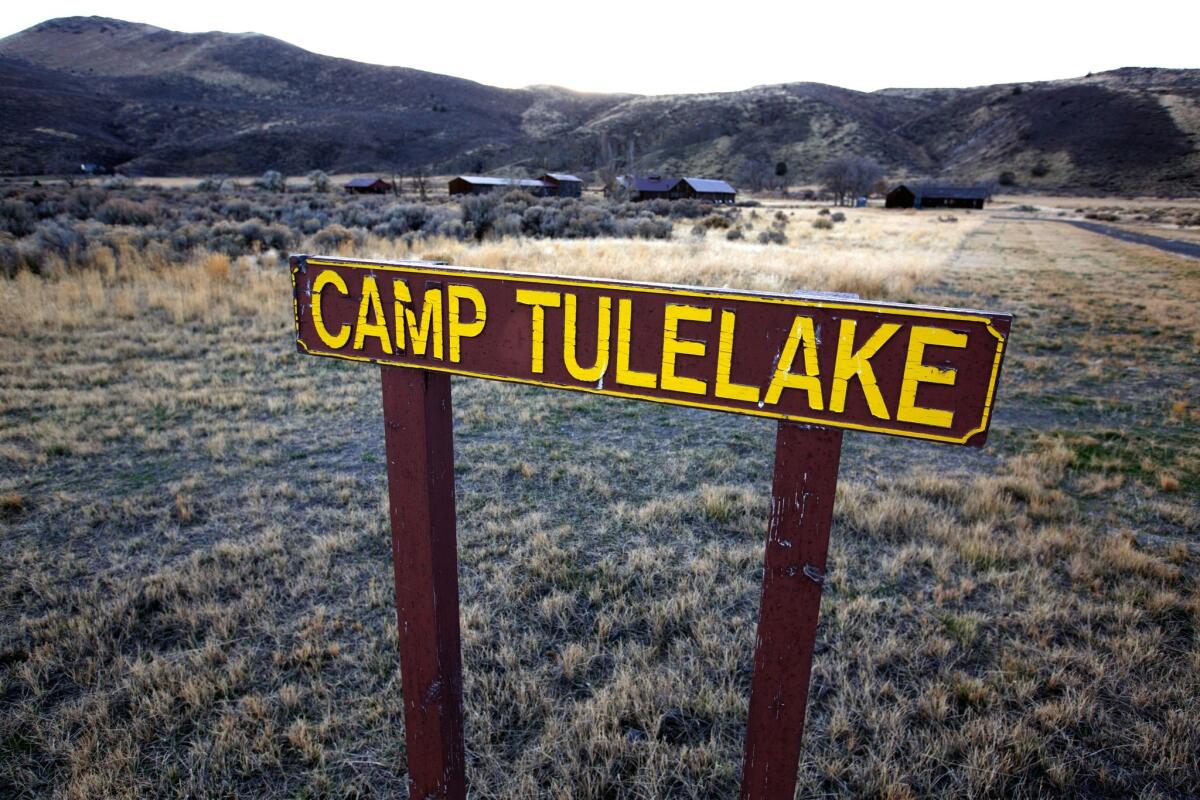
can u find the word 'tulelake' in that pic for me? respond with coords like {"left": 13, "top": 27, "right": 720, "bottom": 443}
{"left": 292, "top": 256, "right": 1011, "bottom": 445}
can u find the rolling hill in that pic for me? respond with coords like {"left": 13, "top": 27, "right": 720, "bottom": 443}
{"left": 2, "top": 16, "right": 1198, "bottom": 194}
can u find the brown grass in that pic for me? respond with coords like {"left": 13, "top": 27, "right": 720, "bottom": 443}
{"left": 1, "top": 211, "right": 1197, "bottom": 798}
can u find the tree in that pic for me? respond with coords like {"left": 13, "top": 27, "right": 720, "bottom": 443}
{"left": 817, "top": 155, "right": 884, "bottom": 206}
{"left": 410, "top": 169, "right": 429, "bottom": 201}
{"left": 307, "top": 170, "right": 331, "bottom": 193}
{"left": 735, "top": 155, "right": 773, "bottom": 193}
{"left": 597, "top": 131, "right": 637, "bottom": 200}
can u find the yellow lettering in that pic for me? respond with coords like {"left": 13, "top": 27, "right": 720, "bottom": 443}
{"left": 563, "top": 293, "right": 611, "bottom": 382}
{"left": 312, "top": 269, "right": 350, "bottom": 349}
{"left": 353, "top": 276, "right": 393, "bottom": 353}
{"left": 714, "top": 310, "right": 759, "bottom": 403}
{"left": 393, "top": 280, "right": 443, "bottom": 359}
{"left": 830, "top": 320, "right": 900, "bottom": 418}
{"left": 661, "top": 304, "right": 711, "bottom": 395}
{"left": 447, "top": 284, "right": 486, "bottom": 363}
{"left": 764, "top": 315, "right": 823, "bottom": 409}
{"left": 897, "top": 326, "right": 966, "bottom": 428}
{"left": 517, "top": 289, "right": 561, "bottom": 374}
{"left": 614, "top": 298, "right": 657, "bottom": 389}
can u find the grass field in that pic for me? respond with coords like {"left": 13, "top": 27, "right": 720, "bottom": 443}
{"left": 1, "top": 206, "right": 1198, "bottom": 798}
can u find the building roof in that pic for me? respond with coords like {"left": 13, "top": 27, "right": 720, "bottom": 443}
{"left": 453, "top": 175, "right": 548, "bottom": 188}
{"left": 542, "top": 173, "right": 583, "bottom": 183}
{"left": 894, "top": 184, "right": 988, "bottom": 201}
{"left": 619, "top": 175, "right": 679, "bottom": 193}
{"left": 681, "top": 177, "right": 736, "bottom": 195}
{"left": 345, "top": 177, "right": 389, "bottom": 187}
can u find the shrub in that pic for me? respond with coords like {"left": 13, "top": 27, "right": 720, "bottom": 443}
{"left": 1031, "top": 162, "right": 1050, "bottom": 177}
{"left": 0, "top": 199, "right": 36, "bottom": 237}
{"left": 812, "top": 217, "right": 834, "bottom": 230}
{"left": 817, "top": 208, "right": 831, "bottom": 216}
{"left": 65, "top": 188, "right": 107, "bottom": 220}
{"left": 690, "top": 224, "right": 707, "bottom": 239}
{"left": 197, "top": 176, "right": 227, "bottom": 193}
{"left": 831, "top": 212, "right": 846, "bottom": 223}
{"left": 700, "top": 214, "right": 731, "bottom": 229}
{"left": 257, "top": 170, "right": 287, "bottom": 193}
{"left": 616, "top": 217, "right": 672, "bottom": 240}
{"left": 308, "top": 170, "right": 331, "bottom": 193}
{"left": 460, "top": 195, "right": 499, "bottom": 241}
{"left": 998, "top": 171, "right": 1016, "bottom": 187}
{"left": 0, "top": 234, "right": 20, "bottom": 277}
{"left": 101, "top": 174, "right": 131, "bottom": 190}
{"left": 35, "top": 221, "right": 86, "bottom": 262}
{"left": 95, "top": 199, "right": 159, "bottom": 226}
{"left": 725, "top": 228, "right": 744, "bottom": 241}
{"left": 757, "top": 229, "right": 787, "bottom": 245}
{"left": 312, "top": 224, "right": 354, "bottom": 250}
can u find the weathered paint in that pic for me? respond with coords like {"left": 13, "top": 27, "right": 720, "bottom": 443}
{"left": 740, "top": 422, "right": 842, "bottom": 800}
{"left": 381, "top": 367, "right": 466, "bottom": 799}
{"left": 291, "top": 256, "right": 1012, "bottom": 446}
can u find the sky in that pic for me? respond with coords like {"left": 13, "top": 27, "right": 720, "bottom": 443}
{"left": 2, "top": 1, "right": 1198, "bottom": 95}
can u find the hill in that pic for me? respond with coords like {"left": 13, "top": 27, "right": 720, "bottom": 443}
{"left": 2, "top": 16, "right": 1198, "bottom": 194}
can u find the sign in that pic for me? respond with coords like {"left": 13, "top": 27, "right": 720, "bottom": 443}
{"left": 288, "top": 254, "right": 1013, "bottom": 800}
{"left": 292, "top": 256, "right": 1010, "bottom": 446}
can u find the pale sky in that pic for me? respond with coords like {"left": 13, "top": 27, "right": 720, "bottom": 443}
{"left": 2, "top": 1, "right": 1198, "bottom": 95}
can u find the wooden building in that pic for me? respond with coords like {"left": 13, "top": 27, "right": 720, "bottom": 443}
{"left": 344, "top": 177, "right": 394, "bottom": 195}
{"left": 677, "top": 177, "right": 736, "bottom": 204}
{"left": 886, "top": 184, "right": 987, "bottom": 210}
{"left": 448, "top": 176, "right": 550, "bottom": 196}
{"left": 540, "top": 173, "right": 584, "bottom": 197}
{"left": 619, "top": 175, "right": 681, "bottom": 201}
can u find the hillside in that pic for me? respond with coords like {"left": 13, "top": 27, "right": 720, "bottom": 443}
{"left": 1, "top": 16, "right": 1198, "bottom": 194}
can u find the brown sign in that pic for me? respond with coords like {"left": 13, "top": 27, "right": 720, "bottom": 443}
{"left": 288, "top": 252, "right": 1015, "bottom": 799}
{"left": 292, "top": 255, "right": 1010, "bottom": 446}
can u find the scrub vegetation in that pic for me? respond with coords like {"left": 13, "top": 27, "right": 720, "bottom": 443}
{"left": 1, "top": 190, "right": 1198, "bottom": 798}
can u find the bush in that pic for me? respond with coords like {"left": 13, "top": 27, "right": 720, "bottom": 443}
{"left": 65, "top": 188, "right": 107, "bottom": 220}
{"left": 308, "top": 170, "right": 331, "bottom": 193}
{"left": 0, "top": 199, "right": 36, "bottom": 237}
{"left": 757, "top": 229, "right": 787, "bottom": 245}
{"left": 0, "top": 233, "right": 19, "bottom": 277}
{"left": 312, "top": 224, "right": 354, "bottom": 251}
{"left": 831, "top": 212, "right": 846, "bottom": 223}
{"left": 95, "top": 199, "right": 159, "bottom": 226}
{"left": 1031, "top": 162, "right": 1050, "bottom": 177}
{"left": 700, "top": 214, "right": 732, "bottom": 229}
{"left": 197, "top": 176, "right": 227, "bottom": 193}
{"left": 812, "top": 217, "right": 834, "bottom": 230}
{"left": 998, "top": 171, "right": 1016, "bottom": 187}
{"left": 726, "top": 228, "right": 744, "bottom": 241}
{"left": 817, "top": 208, "right": 831, "bottom": 216}
{"left": 257, "top": 170, "right": 287, "bottom": 193}
{"left": 690, "top": 224, "right": 707, "bottom": 239}
{"left": 101, "top": 174, "right": 131, "bottom": 190}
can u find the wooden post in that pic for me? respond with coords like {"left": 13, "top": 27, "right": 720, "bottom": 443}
{"left": 740, "top": 422, "right": 844, "bottom": 800}
{"left": 381, "top": 366, "right": 467, "bottom": 800}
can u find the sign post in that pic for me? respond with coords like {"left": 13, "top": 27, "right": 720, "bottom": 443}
{"left": 290, "top": 254, "right": 1011, "bottom": 798}
{"left": 380, "top": 367, "right": 465, "bottom": 799}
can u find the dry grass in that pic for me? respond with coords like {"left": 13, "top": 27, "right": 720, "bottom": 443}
{"left": 1, "top": 210, "right": 1197, "bottom": 798}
